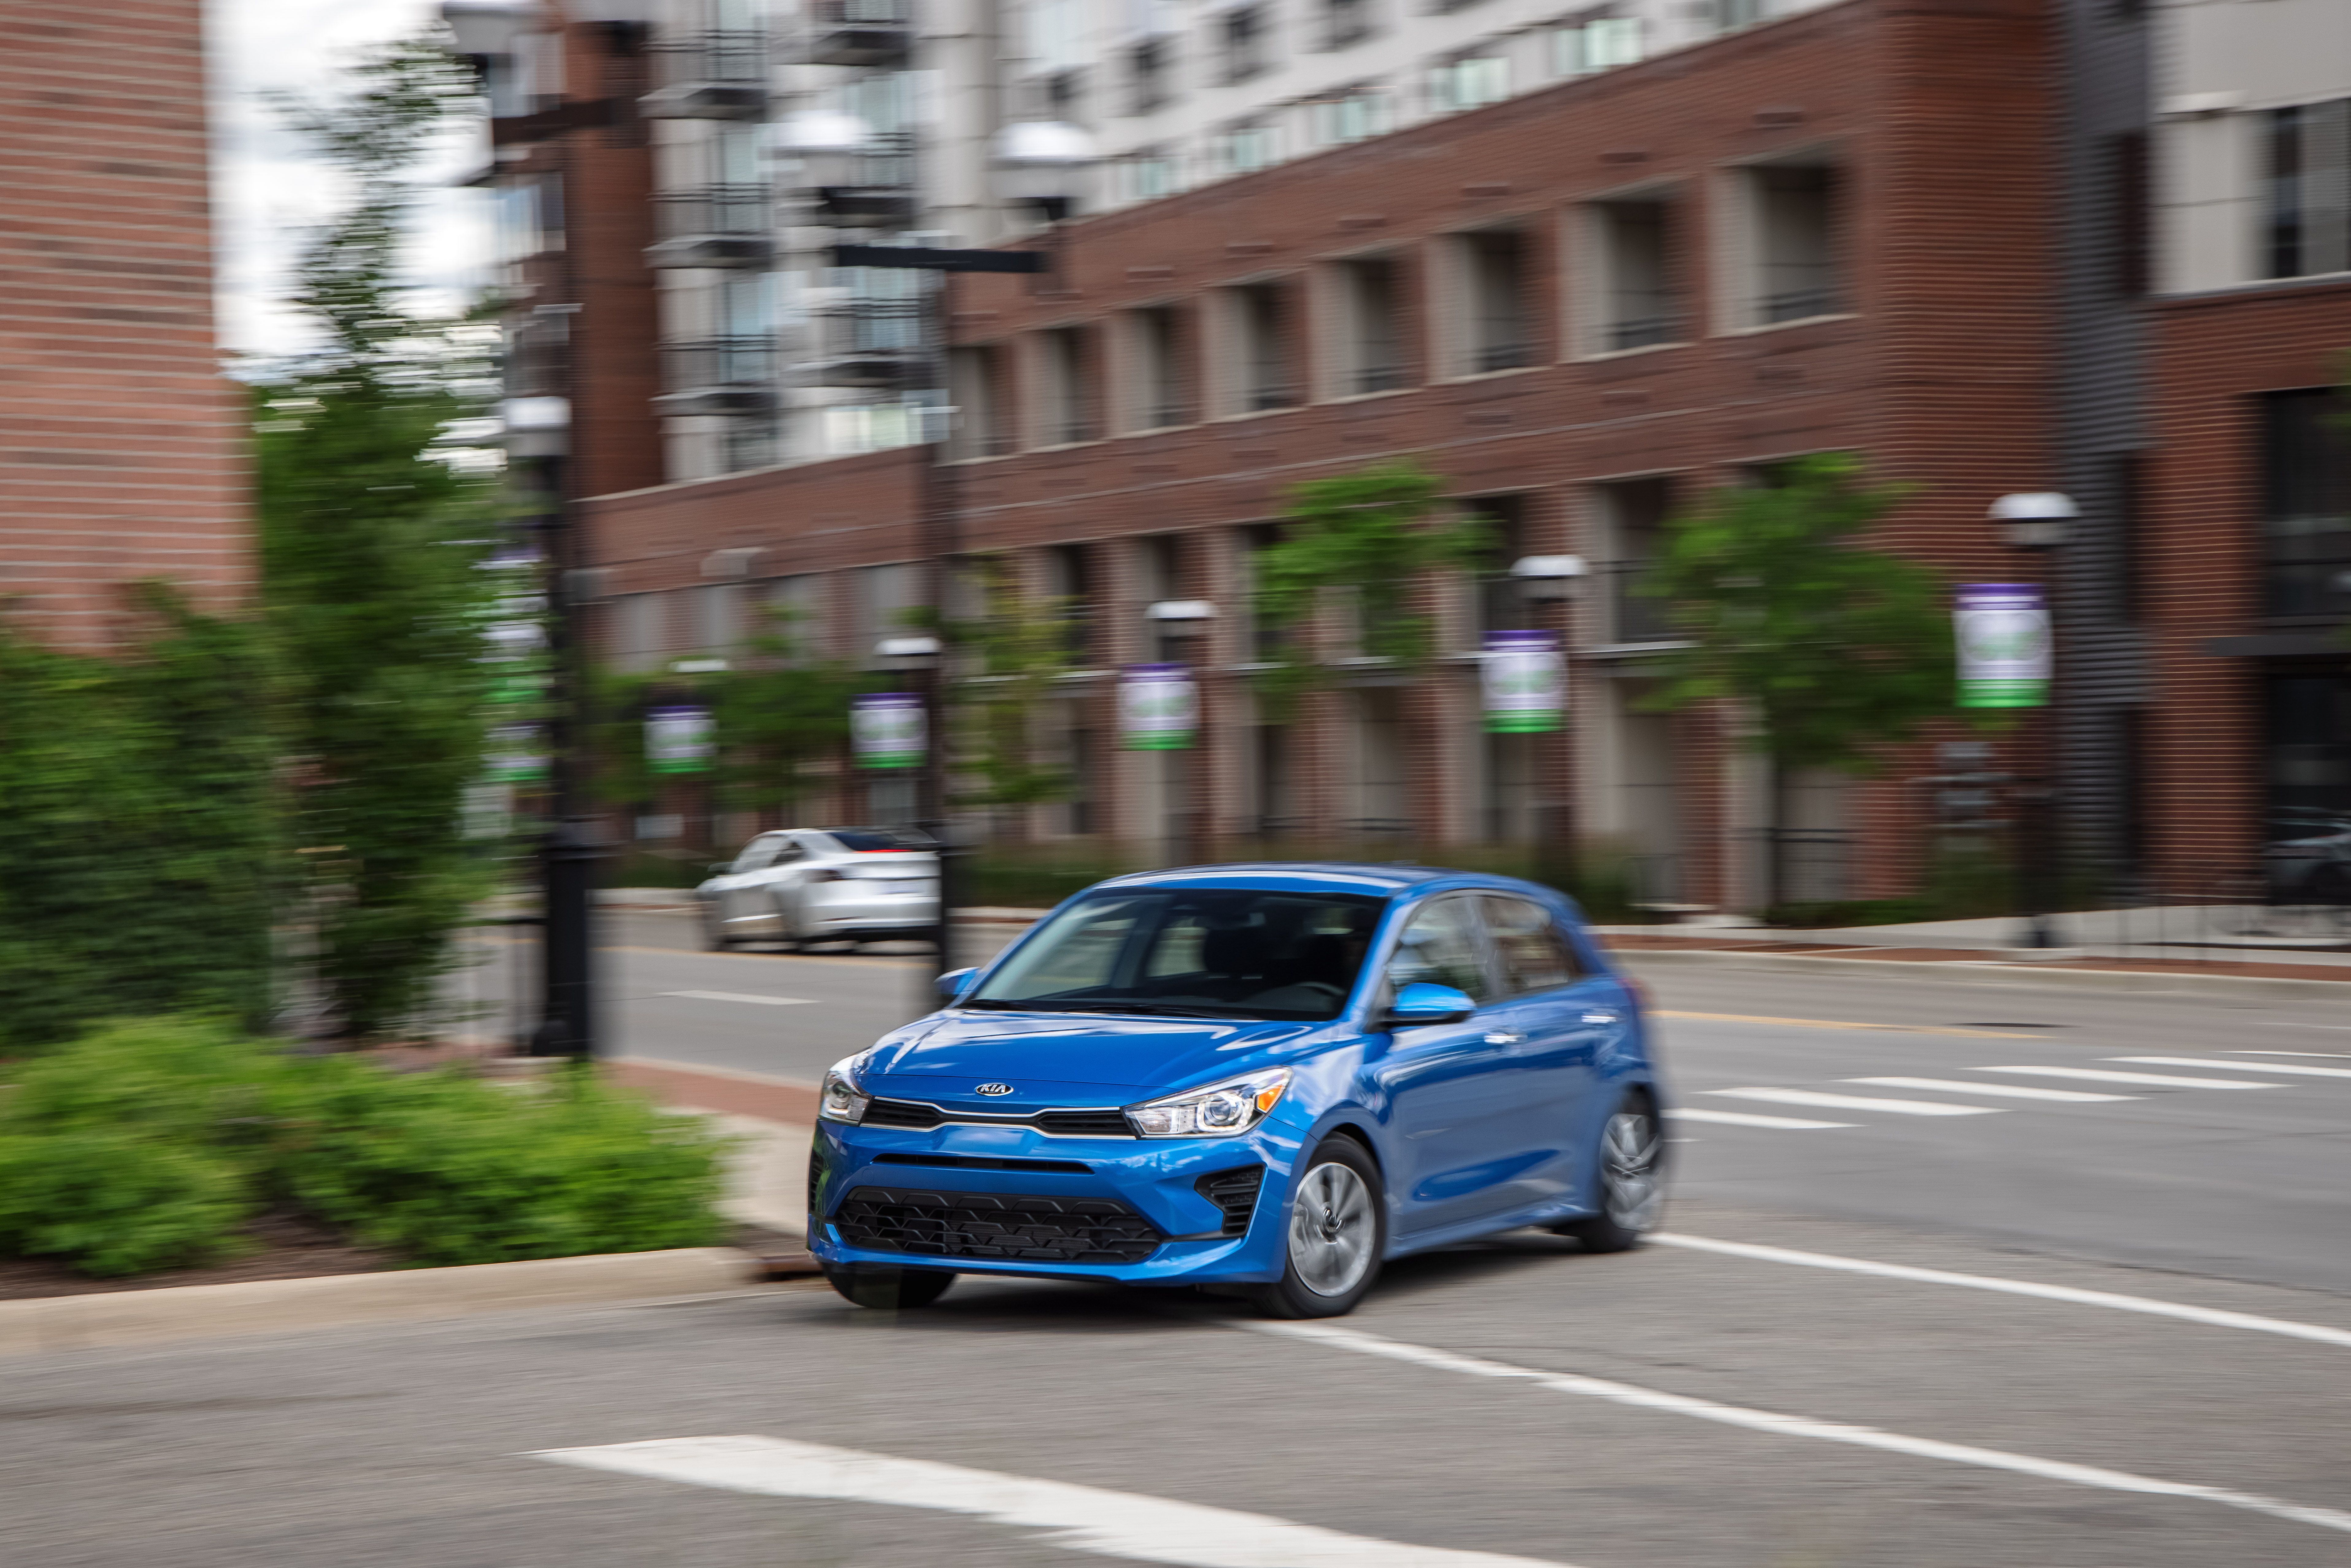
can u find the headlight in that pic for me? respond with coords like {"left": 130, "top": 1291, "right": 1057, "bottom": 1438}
{"left": 1125, "top": 1067, "right": 1291, "bottom": 1139}
{"left": 818, "top": 1056, "right": 870, "bottom": 1124}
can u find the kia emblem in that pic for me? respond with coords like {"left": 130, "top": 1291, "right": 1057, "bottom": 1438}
{"left": 975, "top": 1082, "right": 1014, "bottom": 1097}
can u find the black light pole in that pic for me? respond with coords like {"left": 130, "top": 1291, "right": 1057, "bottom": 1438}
{"left": 1989, "top": 492, "right": 2077, "bottom": 950}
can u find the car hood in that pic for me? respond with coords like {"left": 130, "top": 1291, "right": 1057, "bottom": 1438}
{"left": 861, "top": 1010, "right": 1325, "bottom": 1098}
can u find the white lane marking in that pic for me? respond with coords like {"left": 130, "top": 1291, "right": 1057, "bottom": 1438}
{"left": 661, "top": 990, "right": 819, "bottom": 1007}
{"left": 530, "top": 1435, "right": 1573, "bottom": 1568}
{"left": 1244, "top": 1323, "right": 2351, "bottom": 1539}
{"left": 1706, "top": 1087, "right": 2002, "bottom": 1117}
{"left": 1667, "top": 1107, "right": 1855, "bottom": 1130}
{"left": 2113, "top": 1055, "right": 2351, "bottom": 1081}
{"left": 1845, "top": 1076, "right": 2134, "bottom": 1104}
{"left": 1978, "top": 1065, "right": 2284, "bottom": 1089}
{"left": 2234, "top": 1048, "right": 2351, "bottom": 1057}
{"left": 2260, "top": 1023, "right": 2351, "bottom": 1033}
{"left": 1656, "top": 1233, "right": 2351, "bottom": 1351}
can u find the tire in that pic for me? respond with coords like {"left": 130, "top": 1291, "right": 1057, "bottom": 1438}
{"left": 772, "top": 898, "right": 805, "bottom": 952}
{"left": 823, "top": 1265, "right": 956, "bottom": 1310}
{"left": 700, "top": 904, "right": 735, "bottom": 952}
{"left": 1552, "top": 1094, "right": 1666, "bottom": 1254}
{"left": 1253, "top": 1136, "right": 1386, "bottom": 1320}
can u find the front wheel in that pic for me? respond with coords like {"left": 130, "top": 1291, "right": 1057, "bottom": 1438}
{"left": 1254, "top": 1137, "right": 1386, "bottom": 1319}
{"left": 700, "top": 903, "right": 735, "bottom": 951}
{"left": 1552, "top": 1096, "right": 1665, "bottom": 1254}
{"left": 823, "top": 1265, "right": 956, "bottom": 1310}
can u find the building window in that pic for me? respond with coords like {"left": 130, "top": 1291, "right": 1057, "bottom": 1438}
{"left": 1130, "top": 305, "right": 1188, "bottom": 429}
{"left": 2265, "top": 100, "right": 2351, "bottom": 280}
{"left": 1231, "top": 282, "right": 1299, "bottom": 412}
{"left": 1313, "top": 85, "right": 1392, "bottom": 145}
{"left": 1553, "top": 15, "right": 1641, "bottom": 76}
{"left": 769, "top": 573, "right": 826, "bottom": 661}
{"left": 1222, "top": 5, "right": 1271, "bottom": 84}
{"left": 1338, "top": 255, "right": 1406, "bottom": 394}
{"left": 1026, "top": 0, "right": 1087, "bottom": 71}
{"left": 1127, "top": 36, "right": 1172, "bottom": 115}
{"left": 1590, "top": 196, "right": 1680, "bottom": 351}
{"left": 1430, "top": 53, "right": 1509, "bottom": 113}
{"left": 1041, "top": 325, "right": 1097, "bottom": 445}
{"left": 1460, "top": 228, "right": 1532, "bottom": 374}
{"left": 1324, "top": 0, "right": 1375, "bottom": 49}
{"left": 2110, "top": 130, "right": 2149, "bottom": 297}
{"left": 1595, "top": 476, "right": 1676, "bottom": 642}
{"left": 1119, "top": 148, "right": 1178, "bottom": 201}
{"left": 1045, "top": 543, "right": 1094, "bottom": 664}
{"left": 1748, "top": 163, "right": 1842, "bottom": 324}
{"left": 1465, "top": 494, "right": 1530, "bottom": 635}
{"left": 1713, "top": 0, "right": 1766, "bottom": 31}
{"left": 2261, "top": 388, "right": 2351, "bottom": 620}
{"left": 1222, "top": 118, "right": 1278, "bottom": 173}
{"left": 949, "top": 344, "right": 1009, "bottom": 458}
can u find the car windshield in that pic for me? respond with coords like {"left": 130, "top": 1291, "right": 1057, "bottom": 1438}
{"left": 965, "top": 888, "right": 1386, "bottom": 1022}
{"left": 825, "top": 827, "right": 933, "bottom": 852}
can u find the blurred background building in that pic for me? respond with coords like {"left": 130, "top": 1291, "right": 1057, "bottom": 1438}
{"left": 448, "top": 0, "right": 2350, "bottom": 913}
{"left": 0, "top": 0, "right": 250, "bottom": 651}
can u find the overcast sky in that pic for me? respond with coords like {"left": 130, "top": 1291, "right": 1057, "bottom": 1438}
{"left": 208, "top": 0, "right": 492, "bottom": 363}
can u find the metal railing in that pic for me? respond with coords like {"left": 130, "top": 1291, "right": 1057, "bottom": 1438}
{"left": 1606, "top": 314, "right": 1679, "bottom": 351}
{"left": 819, "top": 296, "right": 925, "bottom": 353}
{"left": 1761, "top": 285, "right": 1841, "bottom": 324}
{"left": 1355, "top": 363, "right": 1406, "bottom": 394}
{"left": 1603, "top": 560, "right": 1678, "bottom": 644}
{"left": 661, "top": 335, "right": 776, "bottom": 391}
{"left": 656, "top": 184, "right": 771, "bottom": 237}
{"left": 1474, "top": 340, "right": 1532, "bottom": 373}
{"left": 1246, "top": 383, "right": 1302, "bottom": 411}
{"left": 650, "top": 29, "right": 766, "bottom": 83}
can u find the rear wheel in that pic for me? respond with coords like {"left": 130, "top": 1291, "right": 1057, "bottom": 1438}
{"left": 1253, "top": 1137, "right": 1385, "bottom": 1319}
{"left": 823, "top": 1265, "right": 956, "bottom": 1310}
{"left": 1552, "top": 1095, "right": 1665, "bottom": 1254}
{"left": 700, "top": 904, "right": 735, "bottom": 952}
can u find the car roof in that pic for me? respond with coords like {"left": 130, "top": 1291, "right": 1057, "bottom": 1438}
{"left": 1095, "top": 862, "right": 1536, "bottom": 900}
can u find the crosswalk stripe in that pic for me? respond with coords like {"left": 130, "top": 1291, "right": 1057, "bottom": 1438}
{"left": 1668, "top": 1107, "right": 1855, "bottom": 1129}
{"left": 1978, "top": 1065, "right": 2284, "bottom": 1090}
{"left": 1845, "top": 1076, "right": 2135, "bottom": 1103}
{"left": 531, "top": 1435, "right": 1575, "bottom": 1567}
{"left": 2112, "top": 1055, "right": 2351, "bottom": 1081}
{"left": 1707, "top": 1087, "right": 2003, "bottom": 1117}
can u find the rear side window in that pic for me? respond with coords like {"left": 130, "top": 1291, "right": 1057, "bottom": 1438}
{"left": 1384, "top": 896, "right": 1492, "bottom": 1004}
{"left": 1481, "top": 894, "right": 1583, "bottom": 996}
{"left": 826, "top": 827, "right": 933, "bottom": 851}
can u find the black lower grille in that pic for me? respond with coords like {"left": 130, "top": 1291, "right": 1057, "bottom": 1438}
{"left": 1194, "top": 1165, "right": 1266, "bottom": 1237}
{"left": 859, "top": 1097, "right": 1135, "bottom": 1138}
{"left": 832, "top": 1186, "right": 1161, "bottom": 1264}
{"left": 872, "top": 1152, "right": 1092, "bottom": 1174}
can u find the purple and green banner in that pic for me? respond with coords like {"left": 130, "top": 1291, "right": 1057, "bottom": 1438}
{"left": 851, "top": 692, "right": 927, "bottom": 769}
{"left": 645, "top": 704, "right": 715, "bottom": 774}
{"left": 1480, "top": 629, "right": 1565, "bottom": 733}
{"left": 1954, "top": 583, "right": 2050, "bottom": 708}
{"left": 1119, "top": 663, "right": 1197, "bottom": 750}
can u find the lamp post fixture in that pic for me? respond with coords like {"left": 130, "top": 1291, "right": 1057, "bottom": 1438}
{"left": 1987, "top": 491, "right": 2077, "bottom": 950}
{"left": 1148, "top": 599, "right": 1217, "bottom": 865}
{"left": 1507, "top": 555, "right": 1587, "bottom": 892}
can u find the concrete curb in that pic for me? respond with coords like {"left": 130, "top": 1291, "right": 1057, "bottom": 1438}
{"left": 0, "top": 1247, "right": 757, "bottom": 1359}
{"left": 1617, "top": 945, "right": 2351, "bottom": 1001}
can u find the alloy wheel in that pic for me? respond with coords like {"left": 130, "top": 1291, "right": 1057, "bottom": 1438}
{"left": 1287, "top": 1160, "right": 1376, "bottom": 1297}
{"left": 1599, "top": 1109, "right": 1663, "bottom": 1232}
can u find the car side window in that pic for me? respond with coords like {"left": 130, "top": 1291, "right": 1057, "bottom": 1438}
{"left": 732, "top": 836, "right": 783, "bottom": 874}
{"left": 1383, "top": 897, "right": 1492, "bottom": 1006}
{"left": 770, "top": 838, "right": 805, "bottom": 866}
{"left": 1480, "top": 895, "right": 1584, "bottom": 996}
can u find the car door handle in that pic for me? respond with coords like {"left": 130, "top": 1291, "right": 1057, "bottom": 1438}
{"left": 1581, "top": 1011, "right": 1619, "bottom": 1025}
{"left": 1483, "top": 1031, "right": 1526, "bottom": 1046}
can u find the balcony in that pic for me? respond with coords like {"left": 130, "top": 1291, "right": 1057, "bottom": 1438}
{"left": 792, "top": 298, "right": 926, "bottom": 389}
{"left": 793, "top": 0, "right": 911, "bottom": 67}
{"left": 641, "top": 30, "right": 766, "bottom": 120}
{"left": 645, "top": 185, "right": 772, "bottom": 269}
{"left": 653, "top": 336, "right": 777, "bottom": 417}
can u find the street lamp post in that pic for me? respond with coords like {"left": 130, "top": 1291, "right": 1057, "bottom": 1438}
{"left": 1987, "top": 492, "right": 2077, "bottom": 950}
{"left": 1148, "top": 599, "right": 1217, "bottom": 865}
{"left": 1508, "top": 554, "right": 1587, "bottom": 891}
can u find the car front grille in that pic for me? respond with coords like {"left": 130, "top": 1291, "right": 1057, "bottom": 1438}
{"left": 1193, "top": 1165, "right": 1266, "bottom": 1236}
{"left": 832, "top": 1186, "right": 1161, "bottom": 1264}
{"left": 861, "top": 1096, "right": 1136, "bottom": 1137}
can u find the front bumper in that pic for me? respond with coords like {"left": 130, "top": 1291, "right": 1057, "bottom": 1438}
{"left": 807, "top": 1115, "right": 1303, "bottom": 1286}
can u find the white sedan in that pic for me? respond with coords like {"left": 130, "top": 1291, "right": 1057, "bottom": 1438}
{"left": 695, "top": 827, "right": 938, "bottom": 951}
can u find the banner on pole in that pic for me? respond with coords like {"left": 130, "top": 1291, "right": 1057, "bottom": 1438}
{"left": 852, "top": 692, "right": 927, "bottom": 769}
{"left": 1119, "top": 663, "right": 1197, "bottom": 750}
{"left": 645, "top": 704, "right": 715, "bottom": 774}
{"left": 1954, "top": 583, "right": 2050, "bottom": 708}
{"left": 1480, "top": 629, "right": 1565, "bottom": 732}
{"left": 486, "top": 722, "right": 548, "bottom": 783}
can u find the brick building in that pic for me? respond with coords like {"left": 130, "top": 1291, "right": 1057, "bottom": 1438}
{"left": 0, "top": 1, "right": 249, "bottom": 650}
{"left": 574, "top": 0, "right": 2072, "bottom": 911}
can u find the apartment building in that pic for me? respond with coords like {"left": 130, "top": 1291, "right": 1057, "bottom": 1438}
{"left": 0, "top": 1, "right": 249, "bottom": 650}
{"left": 579, "top": 0, "right": 2062, "bottom": 911}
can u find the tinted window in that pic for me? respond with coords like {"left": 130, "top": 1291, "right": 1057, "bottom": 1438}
{"left": 1481, "top": 894, "right": 1583, "bottom": 995}
{"left": 731, "top": 835, "right": 787, "bottom": 873}
{"left": 826, "top": 827, "right": 934, "bottom": 851}
{"left": 1383, "top": 897, "right": 1491, "bottom": 1005}
{"left": 967, "top": 888, "right": 1383, "bottom": 1021}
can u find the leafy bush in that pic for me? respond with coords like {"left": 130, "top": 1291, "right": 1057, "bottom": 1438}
{"left": 1, "top": 1015, "right": 730, "bottom": 1277}
{"left": 0, "top": 1131, "right": 248, "bottom": 1277}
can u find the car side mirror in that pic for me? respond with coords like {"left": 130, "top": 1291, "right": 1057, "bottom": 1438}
{"left": 937, "top": 967, "right": 978, "bottom": 1003}
{"left": 1384, "top": 982, "right": 1476, "bottom": 1028}
{"left": 709, "top": 862, "right": 734, "bottom": 876}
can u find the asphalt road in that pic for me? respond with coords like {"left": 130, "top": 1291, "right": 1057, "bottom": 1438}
{"left": 33, "top": 915, "right": 2338, "bottom": 1565}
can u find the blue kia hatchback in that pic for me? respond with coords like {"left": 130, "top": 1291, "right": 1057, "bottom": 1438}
{"left": 808, "top": 863, "right": 1665, "bottom": 1317}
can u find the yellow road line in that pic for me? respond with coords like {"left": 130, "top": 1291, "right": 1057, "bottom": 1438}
{"left": 1656, "top": 1011, "right": 2047, "bottom": 1039}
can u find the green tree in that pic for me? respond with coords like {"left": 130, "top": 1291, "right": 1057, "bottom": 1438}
{"left": 948, "top": 556, "right": 1076, "bottom": 831}
{"left": 1251, "top": 460, "right": 1490, "bottom": 713}
{"left": 255, "top": 31, "right": 502, "bottom": 1039}
{"left": 711, "top": 609, "right": 863, "bottom": 821}
{"left": 1638, "top": 454, "right": 1953, "bottom": 907}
